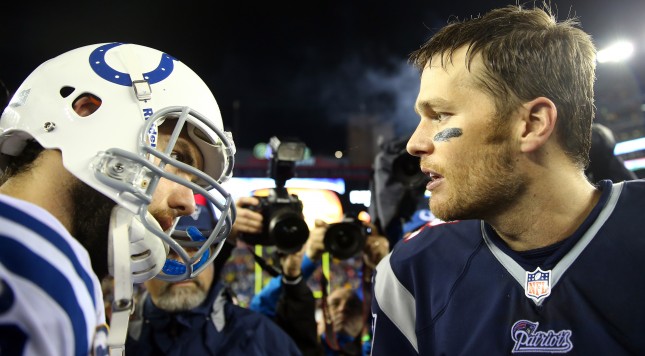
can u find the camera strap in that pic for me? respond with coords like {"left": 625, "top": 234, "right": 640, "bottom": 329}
{"left": 320, "top": 273, "right": 341, "bottom": 351}
{"left": 360, "top": 262, "right": 373, "bottom": 340}
{"left": 246, "top": 246, "right": 281, "bottom": 277}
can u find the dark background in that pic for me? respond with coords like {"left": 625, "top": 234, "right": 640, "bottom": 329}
{"left": 1, "top": 0, "right": 644, "bottom": 156}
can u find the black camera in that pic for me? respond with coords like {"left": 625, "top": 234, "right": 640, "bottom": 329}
{"left": 370, "top": 135, "right": 430, "bottom": 237}
{"left": 239, "top": 137, "right": 310, "bottom": 254}
{"left": 391, "top": 150, "right": 428, "bottom": 190}
{"left": 324, "top": 215, "right": 371, "bottom": 260}
{"left": 243, "top": 190, "right": 309, "bottom": 254}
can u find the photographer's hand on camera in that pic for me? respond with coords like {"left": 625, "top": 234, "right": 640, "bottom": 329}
{"left": 305, "top": 219, "right": 328, "bottom": 262}
{"left": 229, "top": 196, "right": 263, "bottom": 244}
{"left": 363, "top": 226, "right": 390, "bottom": 269}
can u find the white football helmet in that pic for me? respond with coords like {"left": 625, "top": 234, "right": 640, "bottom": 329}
{"left": 0, "top": 42, "right": 236, "bottom": 282}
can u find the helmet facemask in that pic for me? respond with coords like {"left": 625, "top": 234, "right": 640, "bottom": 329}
{"left": 1, "top": 42, "right": 237, "bottom": 282}
{"left": 97, "top": 107, "right": 236, "bottom": 282}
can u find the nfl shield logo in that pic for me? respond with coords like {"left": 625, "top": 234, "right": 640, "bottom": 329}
{"left": 524, "top": 267, "right": 552, "bottom": 302}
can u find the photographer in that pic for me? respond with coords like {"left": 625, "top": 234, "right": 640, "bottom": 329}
{"left": 250, "top": 218, "right": 389, "bottom": 356}
{"left": 370, "top": 134, "right": 431, "bottom": 247}
{"left": 238, "top": 136, "right": 311, "bottom": 255}
{"left": 122, "top": 195, "right": 303, "bottom": 356}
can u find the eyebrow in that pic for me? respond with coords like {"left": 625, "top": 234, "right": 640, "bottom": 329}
{"left": 414, "top": 98, "right": 451, "bottom": 115}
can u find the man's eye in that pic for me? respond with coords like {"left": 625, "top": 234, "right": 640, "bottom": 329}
{"left": 430, "top": 112, "right": 450, "bottom": 122}
{"left": 170, "top": 151, "right": 187, "bottom": 163}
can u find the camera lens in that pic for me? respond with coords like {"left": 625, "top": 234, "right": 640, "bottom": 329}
{"left": 392, "top": 153, "right": 428, "bottom": 189}
{"left": 323, "top": 223, "right": 366, "bottom": 260}
{"left": 269, "top": 208, "right": 310, "bottom": 254}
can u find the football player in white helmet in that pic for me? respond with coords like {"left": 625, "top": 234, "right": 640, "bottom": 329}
{"left": 0, "top": 42, "right": 236, "bottom": 355}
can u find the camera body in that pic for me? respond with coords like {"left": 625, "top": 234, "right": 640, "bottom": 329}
{"left": 391, "top": 150, "right": 428, "bottom": 190}
{"left": 242, "top": 188, "right": 309, "bottom": 254}
{"left": 324, "top": 215, "right": 371, "bottom": 260}
{"left": 370, "top": 135, "right": 430, "bottom": 240}
{"left": 239, "top": 137, "right": 310, "bottom": 254}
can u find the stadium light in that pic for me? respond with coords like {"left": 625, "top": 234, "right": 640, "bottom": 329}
{"left": 614, "top": 137, "right": 645, "bottom": 155}
{"left": 596, "top": 40, "right": 634, "bottom": 63}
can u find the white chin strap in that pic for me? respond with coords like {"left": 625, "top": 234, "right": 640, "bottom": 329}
{"left": 106, "top": 206, "right": 169, "bottom": 355}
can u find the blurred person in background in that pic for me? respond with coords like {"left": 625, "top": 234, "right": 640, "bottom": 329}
{"left": 585, "top": 123, "right": 637, "bottom": 183}
{"left": 369, "top": 135, "right": 430, "bottom": 246}
{"left": 124, "top": 195, "right": 302, "bottom": 355}
{"left": 251, "top": 216, "right": 389, "bottom": 356}
{"left": 317, "top": 286, "right": 366, "bottom": 356}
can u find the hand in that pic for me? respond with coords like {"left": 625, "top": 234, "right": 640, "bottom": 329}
{"left": 305, "top": 219, "right": 327, "bottom": 261}
{"left": 229, "top": 196, "right": 263, "bottom": 244}
{"left": 363, "top": 224, "right": 389, "bottom": 269}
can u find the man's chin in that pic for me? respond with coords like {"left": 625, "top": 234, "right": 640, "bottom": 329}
{"left": 166, "top": 281, "right": 200, "bottom": 292}
{"left": 155, "top": 287, "right": 207, "bottom": 311}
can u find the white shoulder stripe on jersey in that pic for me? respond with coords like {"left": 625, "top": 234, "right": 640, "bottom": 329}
{"left": 0, "top": 216, "right": 98, "bottom": 316}
{"left": 0, "top": 263, "right": 72, "bottom": 355}
{"left": 374, "top": 253, "right": 419, "bottom": 352}
{"left": 0, "top": 215, "right": 98, "bottom": 353}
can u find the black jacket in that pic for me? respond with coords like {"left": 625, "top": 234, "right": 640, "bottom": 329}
{"left": 126, "top": 281, "right": 302, "bottom": 356}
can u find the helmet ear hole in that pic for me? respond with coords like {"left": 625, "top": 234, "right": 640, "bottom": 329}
{"left": 59, "top": 86, "right": 75, "bottom": 98}
{"left": 72, "top": 93, "right": 102, "bottom": 117}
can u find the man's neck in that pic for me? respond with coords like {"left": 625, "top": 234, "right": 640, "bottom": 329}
{"left": 489, "top": 172, "right": 601, "bottom": 251}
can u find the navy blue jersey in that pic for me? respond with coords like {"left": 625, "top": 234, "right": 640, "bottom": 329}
{"left": 371, "top": 179, "right": 645, "bottom": 355}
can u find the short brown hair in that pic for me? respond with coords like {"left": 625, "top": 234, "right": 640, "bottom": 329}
{"left": 410, "top": 4, "right": 596, "bottom": 168}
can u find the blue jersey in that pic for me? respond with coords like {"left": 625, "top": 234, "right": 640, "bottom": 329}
{"left": 0, "top": 194, "right": 107, "bottom": 355}
{"left": 371, "top": 179, "right": 645, "bottom": 355}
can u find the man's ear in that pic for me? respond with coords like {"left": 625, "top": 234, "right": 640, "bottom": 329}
{"left": 518, "top": 97, "right": 557, "bottom": 153}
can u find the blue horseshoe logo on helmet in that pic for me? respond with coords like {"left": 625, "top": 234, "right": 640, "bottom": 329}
{"left": 89, "top": 42, "right": 176, "bottom": 86}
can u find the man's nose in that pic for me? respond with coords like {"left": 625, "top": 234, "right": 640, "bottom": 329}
{"left": 167, "top": 179, "right": 197, "bottom": 217}
{"left": 407, "top": 121, "right": 435, "bottom": 157}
